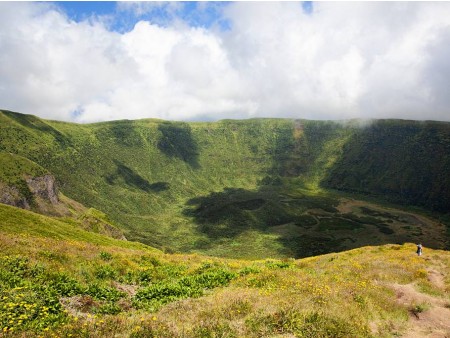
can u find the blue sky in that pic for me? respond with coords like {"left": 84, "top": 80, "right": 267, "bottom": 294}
{"left": 54, "top": 1, "right": 312, "bottom": 32}
{"left": 55, "top": 1, "right": 116, "bottom": 21}
{"left": 54, "top": 1, "right": 234, "bottom": 32}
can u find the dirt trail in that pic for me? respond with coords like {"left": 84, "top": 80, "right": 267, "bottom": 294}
{"left": 426, "top": 269, "right": 446, "bottom": 290}
{"left": 390, "top": 269, "right": 450, "bottom": 338}
{"left": 338, "top": 198, "right": 449, "bottom": 337}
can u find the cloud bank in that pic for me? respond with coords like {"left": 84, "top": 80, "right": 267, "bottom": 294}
{"left": 1, "top": 2, "right": 450, "bottom": 123}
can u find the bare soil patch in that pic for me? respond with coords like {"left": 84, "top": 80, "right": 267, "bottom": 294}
{"left": 390, "top": 283, "right": 450, "bottom": 338}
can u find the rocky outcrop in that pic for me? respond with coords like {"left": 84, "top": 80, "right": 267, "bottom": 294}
{"left": 1, "top": 173, "right": 126, "bottom": 241}
{"left": 25, "top": 175, "right": 59, "bottom": 205}
{"left": 0, "top": 174, "right": 65, "bottom": 215}
{"left": 0, "top": 182, "right": 30, "bottom": 209}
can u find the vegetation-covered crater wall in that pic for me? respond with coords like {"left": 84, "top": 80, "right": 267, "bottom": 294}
{"left": 1, "top": 110, "right": 449, "bottom": 256}
{"left": 322, "top": 120, "right": 450, "bottom": 212}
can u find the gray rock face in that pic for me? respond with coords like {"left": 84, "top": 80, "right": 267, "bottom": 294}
{"left": 0, "top": 175, "right": 59, "bottom": 211}
{"left": 0, "top": 183, "right": 30, "bottom": 209}
{"left": 25, "top": 175, "right": 59, "bottom": 205}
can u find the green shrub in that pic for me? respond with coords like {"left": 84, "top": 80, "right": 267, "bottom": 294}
{"left": 0, "top": 268, "right": 24, "bottom": 289}
{"left": 133, "top": 269, "right": 236, "bottom": 310}
{"left": 411, "top": 303, "right": 429, "bottom": 315}
{"left": 85, "top": 284, "right": 125, "bottom": 301}
{"left": 137, "top": 268, "right": 154, "bottom": 284}
{"left": 46, "top": 272, "right": 83, "bottom": 297}
{"left": 1, "top": 256, "right": 30, "bottom": 278}
{"left": 99, "top": 251, "right": 113, "bottom": 261}
{"left": 238, "top": 266, "right": 261, "bottom": 276}
{"left": 95, "top": 265, "right": 118, "bottom": 280}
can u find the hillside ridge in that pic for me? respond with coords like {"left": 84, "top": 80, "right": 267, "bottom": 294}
{"left": 1, "top": 109, "right": 449, "bottom": 258}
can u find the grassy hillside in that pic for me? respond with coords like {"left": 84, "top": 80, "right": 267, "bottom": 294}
{"left": 1, "top": 204, "right": 449, "bottom": 337}
{"left": 0, "top": 152, "right": 49, "bottom": 206}
{"left": 323, "top": 120, "right": 450, "bottom": 212}
{"left": 0, "top": 110, "right": 449, "bottom": 258}
{"left": 0, "top": 152, "right": 48, "bottom": 185}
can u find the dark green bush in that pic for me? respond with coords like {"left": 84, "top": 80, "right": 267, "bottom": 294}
{"left": 86, "top": 283, "right": 125, "bottom": 301}
{"left": 133, "top": 269, "right": 237, "bottom": 309}
{"left": 95, "top": 265, "right": 118, "bottom": 280}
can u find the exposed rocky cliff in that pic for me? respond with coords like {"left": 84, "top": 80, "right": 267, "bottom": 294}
{"left": 0, "top": 182, "right": 30, "bottom": 209}
{"left": 0, "top": 174, "right": 66, "bottom": 216}
{"left": 26, "top": 174, "right": 59, "bottom": 205}
{"left": 0, "top": 174, "right": 127, "bottom": 240}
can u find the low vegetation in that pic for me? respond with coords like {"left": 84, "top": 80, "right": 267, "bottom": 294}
{"left": 1, "top": 110, "right": 449, "bottom": 336}
{"left": 1, "top": 111, "right": 449, "bottom": 258}
{"left": 1, "top": 203, "right": 449, "bottom": 337}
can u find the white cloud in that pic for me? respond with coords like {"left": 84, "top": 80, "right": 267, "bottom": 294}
{"left": 0, "top": 2, "right": 449, "bottom": 123}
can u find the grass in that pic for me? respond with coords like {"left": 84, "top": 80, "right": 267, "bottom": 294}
{"left": 1, "top": 208, "right": 449, "bottom": 337}
{"left": 0, "top": 204, "right": 146, "bottom": 250}
{"left": 1, "top": 110, "right": 450, "bottom": 258}
{"left": 1, "top": 111, "right": 450, "bottom": 336}
{"left": 410, "top": 303, "right": 430, "bottom": 317}
{"left": 0, "top": 152, "right": 48, "bottom": 184}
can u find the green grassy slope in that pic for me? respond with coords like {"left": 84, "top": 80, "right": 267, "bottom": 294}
{"left": 1, "top": 204, "right": 449, "bottom": 337}
{"left": 0, "top": 204, "right": 142, "bottom": 249}
{"left": 0, "top": 152, "right": 49, "bottom": 206}
{"left": 323, "top": 120, "right": 450, "bottom": 212}
{"left": 0, "top": 152, "right": 48, "bottom": 184}
{"left": 1, "top": 110, "right": 449, "bottom": 258}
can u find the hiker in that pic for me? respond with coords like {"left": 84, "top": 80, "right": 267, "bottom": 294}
{"left": 416, "top": 243, "right": 423, "bottom": 256}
